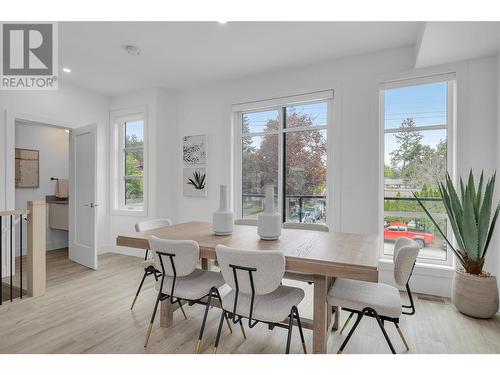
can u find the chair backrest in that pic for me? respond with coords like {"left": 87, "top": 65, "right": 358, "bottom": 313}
{"left": 135, "top": 219, "right": 172, "bottom": 232}
{"left": 393, "top": 237, "right": 420, "bottom": 286}
{"left": 148, "top": 236, "right": 198, "bottom": 277}
{"left": 234, "top": 219, "right": 257, "bottom": 226}
{"left": 215, "top": 245, "right": 285, "bottom": 295}
{"left": 282, "top": 222, "right": 329, "bottom": 232}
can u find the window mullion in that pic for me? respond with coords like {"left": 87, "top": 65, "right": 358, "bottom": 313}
{"left": 279, "top": 106, "right": 286, "bottom": 223}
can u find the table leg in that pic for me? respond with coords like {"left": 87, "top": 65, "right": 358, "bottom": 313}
{"left": 160, "top": 299, "right": 174, "bottom": 328}
{"left": 328, "top": 278, "right": 339, "bottom": 331}
{"left": 332, "top": 306, "right": 339, "bottom": 330}
{"left": 313, "top": 275, "right": 328, "bottom": 354}
{"left": 201, "top": 258, "right": 209, "bottom": 270}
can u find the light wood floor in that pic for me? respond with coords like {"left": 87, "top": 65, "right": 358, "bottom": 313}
{"left": 0, "top": 249, "right": 499, "bottom": 354}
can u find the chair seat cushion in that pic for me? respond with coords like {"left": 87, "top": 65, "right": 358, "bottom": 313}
{"left": 221, "top": 285, "right": 305, "bottom": 323}
{"left": 328, "top": 278, "right": 402, "bottom": 319}
{"left": 156, "top": 269, "right": 225, "bottom": 301}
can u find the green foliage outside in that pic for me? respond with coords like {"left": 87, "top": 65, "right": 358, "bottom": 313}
{"left": 125, "top": 133, "right": 144, "bottom": 205}
{"left": 384, "top": 117, "right": 447, "bottom": 243}
{"left": 242, "top": 109, "right": 327, "bottom": 221}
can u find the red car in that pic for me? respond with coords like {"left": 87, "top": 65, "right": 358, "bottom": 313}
{"left": 384, "top": 222, "right": 435, "bottom": 248}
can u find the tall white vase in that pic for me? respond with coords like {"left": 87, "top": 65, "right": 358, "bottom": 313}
{"left": 213, "top": 185, "right": 233, "bottom": 235}
{"left": 257, "top": 184, "right": 281, "bottom": 240}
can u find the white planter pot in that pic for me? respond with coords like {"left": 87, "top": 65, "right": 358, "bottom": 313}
{"left": 213, "top": 185, "right": 233, "bottom": 235}
{"left": 257, "top": 185, "right": 281, "bottom": 240}
{"left": 451, "top": 269, "right": 499, "bottom": 319}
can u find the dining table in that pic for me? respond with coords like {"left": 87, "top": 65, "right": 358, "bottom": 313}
{"left": 116, "top": 221, "right": 380, "bottom": 354}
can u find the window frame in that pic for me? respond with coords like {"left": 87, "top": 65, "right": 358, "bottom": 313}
{"left": 110, "top": 107, "right": 148, "bottom": 217}
{"left": 379, "top": 74, "right": 456, "bottom": 266}
{"left": 233, "top": 92, "right": 333, "bottom": 226}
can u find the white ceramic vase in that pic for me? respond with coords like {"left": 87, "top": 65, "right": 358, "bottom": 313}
{"left": 213, "top": 185, "right": 233, "bottom": 235}
{"left": 257, "top": 184, "right": 281, "bottom": 240}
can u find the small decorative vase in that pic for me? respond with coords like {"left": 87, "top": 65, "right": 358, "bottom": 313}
{"left": 257, "top": 185, "right": 281, "bottom": 240}
{"left": 451, "top": 269, "right": 499, "bottom": 319}
{"left": 213, "top": 185, "right": 233, "bottom": 235}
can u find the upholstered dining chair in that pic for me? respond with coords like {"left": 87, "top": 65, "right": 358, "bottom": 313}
{"left": 281, "top": 222, "right": 330, "bottom": 283}
{"left": 213, "top": 245, "right": 307, "bottom": 354}
{"left": 144, "top": 236, "right": 228, "bottom": 352}
{"left": 328, "top": 237, "right": 420, "bottom": 354}
{"left": 130, "top": 219, "right": 172, "bottom": 310}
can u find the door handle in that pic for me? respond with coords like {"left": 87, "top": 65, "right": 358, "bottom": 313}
{"left": 84, "top": 203, "right": 99, "bottom": 208}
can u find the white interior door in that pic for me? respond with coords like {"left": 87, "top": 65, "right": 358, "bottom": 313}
{"left": 69, "top": 124, "right": 97, "bottom": 269}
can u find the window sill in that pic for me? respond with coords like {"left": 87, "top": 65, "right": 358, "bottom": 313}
{"left": 111, "top": 208, "right": 148, "bottom": 217}
{"left": 379, "top": 258, "right": 455, "bottom": 279}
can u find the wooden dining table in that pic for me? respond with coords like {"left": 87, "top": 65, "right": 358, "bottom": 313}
{"left": 116, "top": 221, "right": 380, "bottom": 354}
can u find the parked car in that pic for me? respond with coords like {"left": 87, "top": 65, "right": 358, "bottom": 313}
{"left": 384, "top": 222, "right": 435, "bottom": 248}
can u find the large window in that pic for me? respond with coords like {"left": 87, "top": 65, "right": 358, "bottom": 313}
{"left": 381, "top": 77, "right": 454, "bottom": 263}
{"left": 237, "top": 95, "right": 330, "bottom": 224}
{"left": 111, "top": 109, "right": 147, "bottom": 214}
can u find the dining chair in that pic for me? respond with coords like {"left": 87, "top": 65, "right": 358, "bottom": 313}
{"left": 144, "top": 236, "right": 227, "bottom": 352}
{"left": 130, "top": 219, "right": 172, "bottom": 310}
{"left": 282, "top": 222, "right": 329, "bottom": 283}
{"left": 213, "top": 245, "right": 307, "bottom": 354}
{"left": 328, "top": 237, "right": 419, "bottom": 354}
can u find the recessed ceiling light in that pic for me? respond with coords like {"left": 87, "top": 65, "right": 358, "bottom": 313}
{"left": 62, "top": 67, "right": 71, "bottom": 73}
{"left": 218, "top": 21, "right": 227, "bottom": 24}
{"left": 64, "top": 129, "right": 70, "bottom": 134}
{"left": 125, "top": 45, "right": 141, "bottom": 56}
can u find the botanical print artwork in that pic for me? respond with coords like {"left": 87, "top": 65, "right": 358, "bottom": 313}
{"left": 183, "top": 134, "right": 206, "bottom": 165}
{"left": 183, "top": 167, "right": 207, "bottom": 197}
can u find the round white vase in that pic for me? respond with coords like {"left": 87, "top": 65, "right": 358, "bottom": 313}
{"left": 257, "top": 184, "right": 281, "bottom": 240}
{"left": 213, "top": 185, "right": 233, "bottom": 236}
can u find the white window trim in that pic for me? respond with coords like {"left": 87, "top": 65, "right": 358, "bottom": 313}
{"left": 233, "top": 91, "right": 333, "bottom": 227}
{"left": 379, "top": 74, "right": 456, "bottom": 267}
{"left": 110, "top": 107, "right": 148, "bottom": 217}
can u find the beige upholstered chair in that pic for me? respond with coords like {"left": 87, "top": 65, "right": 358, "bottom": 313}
{"left": 328, "top": 237, "right": 420, "bottom": 354}
{"left": 130, "top": 219, "right": 172, "bottom": 310}
{"left": 144, "top": 236, "right": 226, "bottom": 352}
{"left": 282, "top": 222, "right": 330, "bottom": 283}
{"left": 213, "top": 245, "right": 307, "bottom": 354}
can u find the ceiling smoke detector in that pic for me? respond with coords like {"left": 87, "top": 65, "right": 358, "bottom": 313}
{"left": 125, "top": 45, "right": 141, "bottom": 56}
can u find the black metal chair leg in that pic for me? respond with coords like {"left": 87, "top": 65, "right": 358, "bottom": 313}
{"left": 285, "top": 310, "right": 294, "bottom": 354}
{"left": 337, "top": 312, "right": 364, "bottom": 354}
{"left": 394, "top": 322, "right": 409, "bottom": 351}
{"left": 371, "top": 309, "right": 396, "bottom": 354}
{"left": 131, "top": 269, "right": 150, "bottom": 310}
{"left": 213, "top": 310, "right": 226, "bottom": 354}
{"left": 144, "top": 291, "right": 162, "bottom": 347}
{"left": 293, "top": 306, "right": 307, "bottom": 354}
{"left": 195, "top": 288, "right": 215, "bottom": 353}
{"left": 340, "top": 311, "right": 355, "bottom": 335}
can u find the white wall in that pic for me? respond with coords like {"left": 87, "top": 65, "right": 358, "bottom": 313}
{"left": 15, "top": 122, "right": 69, "bottom": 253}
{"left": 0, "top": 82, "right": 110, "bottom": 258}
{"left": 166, "top": 47, "right": 499, "bottom": 297}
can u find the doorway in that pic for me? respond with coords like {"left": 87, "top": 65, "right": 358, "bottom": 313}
{"left": 14, "top": 120, "right": 71, "bottom": 268}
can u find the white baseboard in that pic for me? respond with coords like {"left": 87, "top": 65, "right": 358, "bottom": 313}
{"left": 379, "top": 259, "right": 454, "bottom": 298}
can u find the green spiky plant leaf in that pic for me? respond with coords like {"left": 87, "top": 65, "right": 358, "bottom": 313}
{"left": 413, "top": 170, "right": 500, "bottom": 274}
{"left": 187, "top": 170, "right": 206, "bottom": 190}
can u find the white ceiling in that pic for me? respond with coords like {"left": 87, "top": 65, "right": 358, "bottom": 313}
{"left": 59, "top": 22, "right": 422, "bottom": 96}
{"left": 416, "top": 22, "right": 500, "bottom": 68}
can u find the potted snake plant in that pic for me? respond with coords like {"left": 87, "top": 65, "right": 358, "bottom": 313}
{"left": 414, "top": 170, "right": 499, "bottom": 318}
